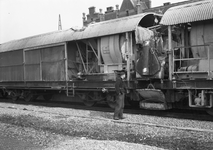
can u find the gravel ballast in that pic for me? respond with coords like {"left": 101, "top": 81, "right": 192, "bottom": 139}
{"left": 0, "top": 102, "right": 213, "bottom": 150}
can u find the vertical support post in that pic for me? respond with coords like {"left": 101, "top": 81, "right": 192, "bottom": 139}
{"left": 184, "top": 24, "right": 189, "bottom": 58}
{"left": 210, "top": 94, "right": 213, "bottom": 107}
{"left": 129, "top": 32, "right": 133, "bottom": 80}
{"left": 208, "top": 45, "right": 210, "bottom": 76}
{"left": 64, "top": 42, "right": 69, "bottom": 96}
{"left": 97, "top": 39, "right": 101, "bottom": 65}
{"left": 64, "top": 42, "right": 68, "bottom": 81}
{"left": 126, "top": 32, "right": 131, "bottom": 85}
{"left": 180, "top": 27, "right": 185, "bottom": 69}
{"left": 168, "top": 25, "right": 173, "bottom": 80}
{"left": 86, "top": 43, "right": 88, "bottom": 72}
{"left": 181, "top": 26, "right": 185, "bottom": 57}
{"left": 40, "top": 49, "right": 42, "bottom": 81}
{"left": 23, "top": 50, "right": 26, "bottom": 82}
{"left": 201, "top": 90, "right": 205, "bottom": 106}
{"left": 188, "top": 90, "right": 193, "bottom": 107}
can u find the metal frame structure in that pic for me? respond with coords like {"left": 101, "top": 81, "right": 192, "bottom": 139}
{"left": 160, "top": 0, "right": 213, "bottom": 111}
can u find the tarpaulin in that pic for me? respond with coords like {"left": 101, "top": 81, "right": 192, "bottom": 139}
{"left": 135, "top": 26, "right": 154, "bottom": 45}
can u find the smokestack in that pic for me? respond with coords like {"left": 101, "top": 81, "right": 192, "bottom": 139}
{"left": 116, "top": 4, "right": 119, "bottom": 18}
{"left": 82, "top": 13, "right": 86, "bottom": 21}
{"left": 82, "top": 13, "right": 87, "bottom": 27}
{"left": 116, "top": 4, "right": 119, "bottom": 10}
{"left": 137, "top": 0, "right": 149, "bottom": 14}
{"left": 136, "top": 1, "right": 142, "bottom": 14}
{"left": 106, "top": 6, "right": 114, "bottom": 13}
{"left": 163, "top": 2, "right": 171, "bottom": 6}
{"left": 147, "top": 0, "right": 151, "bottom": 8}
{"left": 89, "top": 6, "right": 95, "bottom": 15}
{"left": 99, "top": 9, "right": 104, "bottom": 22}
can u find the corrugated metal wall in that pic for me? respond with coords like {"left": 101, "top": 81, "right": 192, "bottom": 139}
{"left": 160, "top": 0, "right": 213, "bottom": 25}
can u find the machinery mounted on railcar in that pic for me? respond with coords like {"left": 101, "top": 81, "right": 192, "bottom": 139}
{"left": 0, "top": 0, "right": 212, "bottom": 115}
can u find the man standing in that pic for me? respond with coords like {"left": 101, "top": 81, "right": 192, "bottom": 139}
{"left": 114, "top": 70, "right": 127, "bottom": 120}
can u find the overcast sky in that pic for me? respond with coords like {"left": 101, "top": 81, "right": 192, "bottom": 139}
{"left": 0, "top": 0, "right": 186, "bottom": 44}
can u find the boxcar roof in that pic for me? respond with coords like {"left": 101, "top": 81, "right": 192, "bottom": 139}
{"left": 160, "top": 0, "right": 213, "bottom": 25}
{"left": 0, "top": 12, "right": 160, "bottom": 52}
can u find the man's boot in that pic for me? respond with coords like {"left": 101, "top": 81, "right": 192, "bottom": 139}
{"left": 119, "top": 109, "right": 124, "bottom": 119}
{"left": 113, "top": 116, "right": 119, "bottom": 120}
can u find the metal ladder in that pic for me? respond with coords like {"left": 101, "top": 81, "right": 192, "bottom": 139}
{"left": 66, "top": 82, "right": 75, "bottom": 97}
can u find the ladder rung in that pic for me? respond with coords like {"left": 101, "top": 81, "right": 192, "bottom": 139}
{"left": 66, "top": 83, "right": 75, "bottom": 97}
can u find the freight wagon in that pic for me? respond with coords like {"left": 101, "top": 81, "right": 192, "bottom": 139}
{"left": 0, "top": 12, "right": 163, "bottom": 108}
{"left": 160, "top": 0, "right": 213, "bottom": 115}
{"left": 0, "top": 0, "right": 213, "bottom": 115}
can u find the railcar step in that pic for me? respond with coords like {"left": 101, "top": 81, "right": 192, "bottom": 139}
{"left": 140, "top": 101, "right": 169, "bottom": 110}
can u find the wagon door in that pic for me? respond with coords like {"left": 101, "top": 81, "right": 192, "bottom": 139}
{"left": 24, "top": 44, "right": 66, "bottom": 81}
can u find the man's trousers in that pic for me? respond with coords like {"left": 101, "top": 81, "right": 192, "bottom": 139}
{"left": 114, "top": 93, "right": 125, "bottom": 119}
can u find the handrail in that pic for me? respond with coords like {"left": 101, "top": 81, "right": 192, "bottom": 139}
{"left": 173, "top": 44, "right": 211, "bottom": 75}
{"left": 174, "top": 58, "right": 204, "bottom": 61}
{"left": 174, "top": 44, "right": 208, "bottom": 49}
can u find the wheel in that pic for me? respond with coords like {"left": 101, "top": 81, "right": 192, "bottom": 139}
{"left": 106, "top": 94, "right": 116, "bottom": 109}
{"left": 2, "top": 92, "right": 8, "bottom": 98}
{"left": 126, "top": 97, "right": 139, "bottom": 108}
{"left": 206, "top": 109, "right": 213, "bottom": 116}
{"left": 0, "top": 91, "right": 8, "bottom": 98}
{"left": 24, "top": 94, "right": 38, "bottom": 102}
{"left": 83, "top": 99, "right": 96, "bottom": 107}
{"left": 43, "top": 94, "right": 53, "bottom": 101}
{"left": 83, "top": 93, "right": 97, "bottom": 107}
{"left": 11, "top": 96, "right": 19, "bottom": 102}
{"left": 9, "top": 91, "right": 19, "bottom": 102}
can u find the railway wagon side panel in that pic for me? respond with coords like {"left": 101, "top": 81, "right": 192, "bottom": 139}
{"left": 25, "top": 49, "right": 41, "bottom": 81}
{"left": 41, "top": 45, "right": 66, "bottom": 81}
{"left": 25, "top": 45, "right": 66, "bottom": 81}
{"left": 0, "top": 50, "right": 24, "bottom": 81}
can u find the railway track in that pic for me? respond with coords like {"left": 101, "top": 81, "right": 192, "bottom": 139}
{"left": 1, "top": 104, "right": 212, "bottom": 134}
{"left": 0, "top": 98, "right": 213, "bottom": 150}
{"left": 0, "top": 97, "right": 213, "bottom": 122}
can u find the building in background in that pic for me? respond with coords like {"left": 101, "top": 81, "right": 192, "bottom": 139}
{"left": 83, "top": 0, "right": 202, "bottom": 26}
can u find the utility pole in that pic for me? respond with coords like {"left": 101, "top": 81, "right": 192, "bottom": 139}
{"left": 58, "top": 14, "right": 62, "bottom": 30}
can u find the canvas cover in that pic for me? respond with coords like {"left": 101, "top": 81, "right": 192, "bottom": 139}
{"left": 0, "top": 50, "right": 24, "bottom": 81}
{"left": 25, "top": 45, "right": 66, "bottom": 81}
